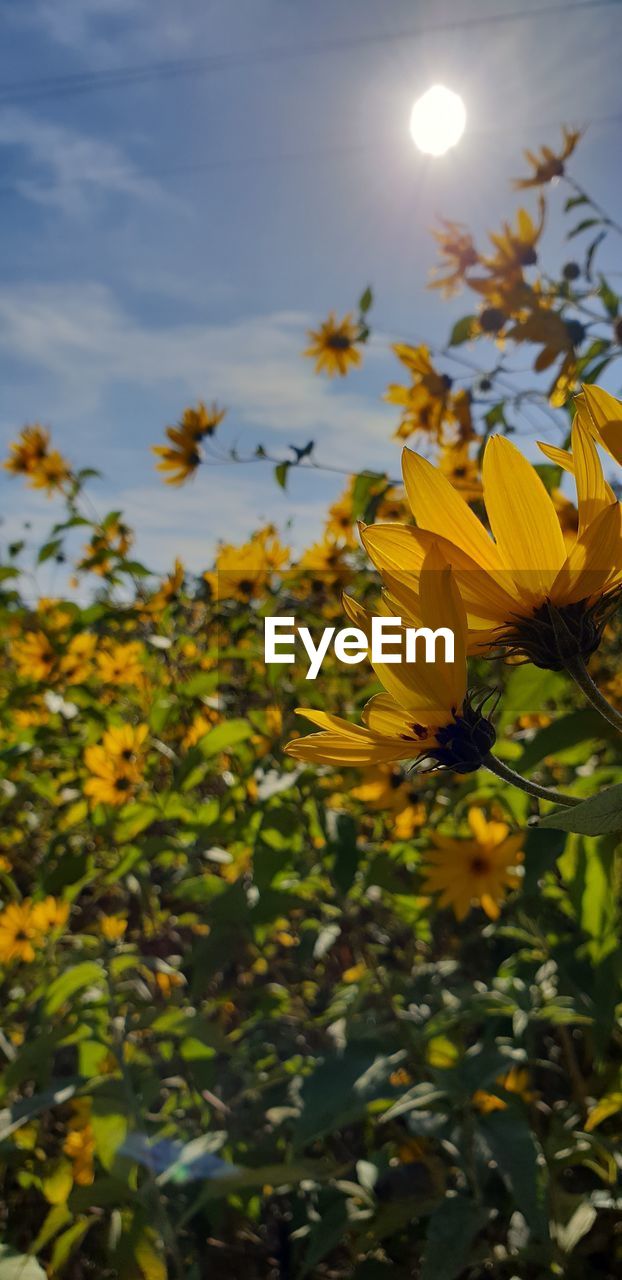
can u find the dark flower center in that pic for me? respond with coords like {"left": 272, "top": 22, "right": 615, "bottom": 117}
{"left": 431, "top": 701, "right": 497, "bottom": 773}
{"left": 499, "top": 597, "right": 613, "bottom": 671}
{"left": 469, "top": 856, "right": 490, "bottom": 875}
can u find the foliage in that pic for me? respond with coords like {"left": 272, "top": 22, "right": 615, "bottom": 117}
{"left": 1, "top": 126, "right": 622, "bottom": 1278}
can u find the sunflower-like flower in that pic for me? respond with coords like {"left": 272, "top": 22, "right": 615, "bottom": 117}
{"left": 0, "top": 902, "right": 40, "bottom": 965}
{"left": 485, "top": 199, "right": 545, "bottom": 278}
{"left": 385, "top": 343, "right": 454, "bottom": 442}
{"left": 513, "top": 126, "right": 582, "bottom": 189}
{"left": 429, "top": 218, "right": 480, "bottom": 297}
{"left": 84, "top": 723, "right": 148, "bottom": 807}
{"left": 361, "top": 405, "right": 622, "bottom": 671}
{"left": 304, "top": 312, "right": 363, "bottom": 377}
{"left": 4, "top": 425, "right": 71, "bottom": 494}
{"left": 152, "top": 402, "right": 224, "bottom": 485}
{"left": 152, "top": 422, "right": 203, "bottom": 485}
{"left": 420, "top": 807, "right": 523, "bottom": 921}
{"left": 285, "top": 548, "right": 496, "bottom": 772}
{"left": 438, "top": 440, "right": 482, "bottom": 501}
{"left": 11, "top": 630, "right": 57, "bottom": 682}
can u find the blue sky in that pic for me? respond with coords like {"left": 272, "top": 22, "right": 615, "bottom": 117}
{"left": 1, "top": 0, "right": 622, "bottom": 588}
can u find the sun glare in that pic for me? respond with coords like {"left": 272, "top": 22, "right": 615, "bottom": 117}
{"left": 409, "top": 84, "right": 466, "bottom": 157}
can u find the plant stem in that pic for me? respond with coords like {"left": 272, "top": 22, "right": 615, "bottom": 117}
{"left": 564, "top": 653, "right": 622, "bottom": 735}
{"left": 484, "top": 753, "right": 580, "bottom": 808}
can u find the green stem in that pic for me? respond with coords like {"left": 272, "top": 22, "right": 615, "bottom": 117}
{"left": 564, "top": 653, "right": 622, "bottom": 735}
{"left": 484, "top": 753, "right": 580, "bottom": 808}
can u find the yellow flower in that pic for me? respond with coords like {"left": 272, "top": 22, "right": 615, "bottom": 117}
{"left": 205, "top": 537, "right": 272, "bottom": 602}
{"left": 11, "top": 631, "right": 56, "bottom": 682}
{"left": 4, "top": 425, "right": 71, "bottom": 493}
{"left": 385, "top": 343, "right": 453, "bottom": 442}
{"left": 304, "top": 312, "right": 362, "bottom": 377}
{"left": 96, "top": 642, "right": 144, "bottom": 686}
{"left": 180, "top": 401, "right": 226, "bottom": 437}
{"left": 144, "top": 558, "right": 185, "bottom": 615}
{"left": 152, "top": 423, "right": 202, "bottom": 485}
{"left": 325, "top": 485, "right": 357, "bottom": 546}
{"left": 485, "top": 199, "right": 545, "bottom": 278}
{"left": 342, "top": 962, "right": 366, "bottom": 983}
{"left": 473, "top": 1066, "right": 535, "bottom": 1112}
{"left": 420, "top": 808, "right": 523, "bottom": 921}
{"left": 84, "top": 724, "right": 147, "bottom": 807}
{"left": 297, "top": 537, "right": 351, "bottom": 589}
{"left": 63, "top": 1101, "right": 95, "bottom": 1186}
{"left": 0, "top": 902, "right": 41, "bottom": 964}
{"left": 438, "top": 441, "right": 482, "bottom": 501}
{"left": 60, "top": 634, "right": 97, "bottom": 684}
{"left": 31, "top": 897, "right": 69, "bottom": 932}
{"left": 79, "top": 518, "right": 134, "bottom": 573}
{"left": 429, "top": 218, "right": 480, "bottom": 296}
{"left": 375, "top": 486, "right": 409, "bottom": 523}
{"left": 513, "top": 126, "right": 582, "bottom": 188}
{"left": 152, "top": 402, "right": 225, "bottom": 485}
{"left": 4, "top": 424, "right": 50, "bottom": 475}
{"left": 362, "top": 409, "right": 622, "bottom": 670}
{"left": 286, "top": 548, "right": 495, "bottom": 772}
{"left": 100, "top": 914, "right": 128, "bottom": 942}
{"left": 351, "top": 765, "right": 425, "bottom": 835}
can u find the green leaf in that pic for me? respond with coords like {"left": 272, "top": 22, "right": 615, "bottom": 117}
{"left": 274, "top": 461, "right": 290, "bottom": 489}
{"left": 478, "top": 1111, "right": 547, "bottom": 1236}
{"left": 564, "top": 194, "right": 588, "bottom": 212}
{"left": 0, "top": 1247, "right": 46, "bottom": 1279}
{"left": 295, "top": 1047, "right": 405, "bottom": 1145}
{"left": 498, "top": 664, "right": 566, "bottom": 731}
{"left": 0, "top": 1083, "right": 80, "bottom": 1141}
{"left": 567, "top": 217, "right": 600, "bottom": 240}
{"left": 350, "top": 471, "right": 385, "bottom": 522}
{"left": 539, "top": 784, "right": 622, "bottom": 835}
{"left": 598, "top": 275, "right": 619, "bottom": 317}
{"left": 37, "top": 538, "right": 63, "bottom": 565}
{"left": 198, "top": 719, "right": 251, "bottom": 757}
{"left": 113, "top": 802, "right": 160, "bottom": 843}
{"left": 44, "top": 962, "right": 104, "bottom": 1015}
{"left": 448, "top": 315, "right": 476, "bottom": 346}
{"left": 331, "top": 813, "right": 359, "bottom": 894}
{"left": 358, "top": 285, "right": 373, "bottom": 314}
{"left": 91, "top": 1099, "right": 128, "bottom": 1170}
{"left": 49, "top": 1220, "right": 92, "bottom": 1273}
{"left": 522, "top": 826, "right": 567, "bottom": 894}
{"left": 420, "top": 1197, "right": 490, "bottom": 1280}
{"left": 516, "top": 708, "right": 607, "bottom": 773}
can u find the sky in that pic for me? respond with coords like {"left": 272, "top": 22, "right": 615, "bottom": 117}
{"left": 1, "top": 0, "right": 622, "bottom": 590}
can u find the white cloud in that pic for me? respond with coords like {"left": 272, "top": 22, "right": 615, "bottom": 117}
{"left": 0, "top": 282, "right": 396, "bottom": 465}
{"left": 0, "top": 107, "right": 166, "bottom": 213}
{"left": 0, "top": 283, "right": 399, "bottom": 571}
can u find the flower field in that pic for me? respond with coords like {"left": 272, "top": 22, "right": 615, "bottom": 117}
{"left": 2, "top": 128, "right": 622, "bottom": 1278}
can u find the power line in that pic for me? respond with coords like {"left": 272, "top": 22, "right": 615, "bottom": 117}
{"left": 0, "top": 0, "right": 619, "bottom": 108}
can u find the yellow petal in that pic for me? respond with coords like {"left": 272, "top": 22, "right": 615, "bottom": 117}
{"left": 483, "top": 435, "right": 567, "bottom": 598}
{"left": 552, "top": 501, "right": 622, "bottom": 605}
{"left": 418, "top": 544, "right": 467, "bottom": 711}
{"left": 362, "top": 692, "right": 441, "bottom": 738}
{"left": 571, "top": 415, "right": 611, "bottom": 534}
{"left": 361, "top": 523, "right": 519, "bottom": 628}
{"left": 581, "top": 384, "right": 622, "bottom": 465}
{"left": 538, "top": 440, "right": 574, "bottom": 473}
{"left": 402, "top": 448, "right": 504, "bottom": 573}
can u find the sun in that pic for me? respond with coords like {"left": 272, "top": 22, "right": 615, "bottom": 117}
{"left": 409, "top": 84, "right": 466, "bottom": 157}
